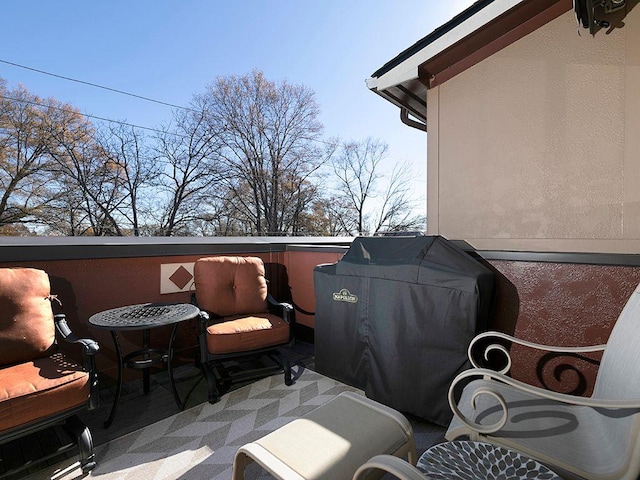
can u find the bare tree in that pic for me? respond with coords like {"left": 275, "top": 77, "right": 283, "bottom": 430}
{"left": 312, "top": 195, "right": 357, "bottom": 236}
{"left": 44, "top": 105, "right": 126, "bottom": 236}
{"left": 198, "top": 70, "right": 331, "bottom": 236}
{"left": 282, "top": 178, "right": 323, "bottom": 235}
{"left": 0, "top": 81, "right": 60, "bottom": 232}
{"left": 96, "top": 124, "right": 159, "bottom": 236}
{"left": 331, "top": 138, "right": 424, "bottom": 236}
{"left": 151, "top": 106, "right": 224, "bottom": 236}
{"left": 284, "top": 196, "right": 344, "bottom": 236}
{"left": 192, "top": 190, "right": 250, "bottom": 236}
{"left": 371, "top": 162, "right": 426, "bottom": 234}
{"left": 0, "top": 75, "right": 423, "bottom": 238}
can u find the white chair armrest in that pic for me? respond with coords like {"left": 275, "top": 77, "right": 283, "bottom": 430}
{"left": 353, "top": 454, "right": 425, "bottom": 480}
{"left": 448, "top": 368, "right": 640, "bottom": 435}
{"left": 468, "top": 331, "right": 607, "bottom": 373}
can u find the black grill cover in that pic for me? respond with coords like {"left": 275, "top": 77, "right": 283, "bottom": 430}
{"left": 313, "top": 236, "right": 494, "bottom": 426}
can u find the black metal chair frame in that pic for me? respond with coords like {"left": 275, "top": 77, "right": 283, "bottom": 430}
{"left": 195, "top": 293, "right": 295, "bottom": 403}
{"left": 0, "top": 314, "right": 99, "bottom": 478}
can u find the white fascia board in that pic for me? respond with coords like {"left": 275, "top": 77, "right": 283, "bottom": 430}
{"left": 367, "top": 0, "right": 527, "bottom": 91}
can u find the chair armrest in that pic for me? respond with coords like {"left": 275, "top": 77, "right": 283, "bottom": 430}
{"left": 267, "top": 293, "right": 293, "bottom": 312}
{"left": 54, "top": 314, "right": 100, "bottom": 409}
{"left": 267, "top": 294, "right": 293, "bottom": 323}
{"left": 197, "top": 310, "right": 211, "bottom": 363}
{"left": 468, "top": 331, "right": 607, "bottom": 374}
{"left": 54, "top": 314, "right": 99, "bottom": 357}
{"left": 448, "top": 367, "right": 640, "bottom": 435}
{"left": 353, "top": 454, "right": 424, "bottom": 480}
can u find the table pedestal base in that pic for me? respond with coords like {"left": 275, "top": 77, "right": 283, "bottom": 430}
{"left": 104, "top": 322, "right": 184, "bottom": 429}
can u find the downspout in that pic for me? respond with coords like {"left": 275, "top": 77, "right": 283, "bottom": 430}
{"left": 400, "top": 108, "right": 427, "bottom": 131}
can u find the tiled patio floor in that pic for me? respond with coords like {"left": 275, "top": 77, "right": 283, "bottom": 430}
{"left": 1, "top": 342, "right": 446, "bottom": 479}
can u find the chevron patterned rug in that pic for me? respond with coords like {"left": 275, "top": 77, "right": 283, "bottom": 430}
{"left": 27, "top": 369, "right": 363, "bottom": 480}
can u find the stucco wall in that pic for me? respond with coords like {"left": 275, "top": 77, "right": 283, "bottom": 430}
{"left": 427, "top": 6, "right": 640, "bottom": 253}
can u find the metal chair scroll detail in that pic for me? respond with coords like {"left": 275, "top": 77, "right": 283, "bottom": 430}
{"left": 445, "top": 282, "right": 640, "bottom": 480}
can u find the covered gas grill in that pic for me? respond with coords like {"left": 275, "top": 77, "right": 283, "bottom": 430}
{"left": 313, "top": 236, "right": 494, "bottom": 426}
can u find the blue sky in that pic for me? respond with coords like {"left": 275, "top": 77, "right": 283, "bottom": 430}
{"left": 0, "top": 1, "right": 474, "bottom": 208}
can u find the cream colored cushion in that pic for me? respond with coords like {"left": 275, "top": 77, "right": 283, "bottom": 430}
{"left": 234, "top": 391, "right": 415, "bottom": 480}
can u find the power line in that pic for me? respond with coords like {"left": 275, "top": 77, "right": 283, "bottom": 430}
{"left": 0, "top": 59, "right": 421, "bottom": 165}
{"left": 3, "top": 94, "right": 334, "bottom": 147}
{"left": 0, "top": 63, "right": 338, "bottom": 148}
{"left": 0, "top": 94, "right": 189, "bottom": 138}
{"left": 3, "top": 95, "right": 418, "bottom": 165}
{"left": 0, "top": 60, "right": 329, "bottom": 146}
{"left": 3, "top": 95, "right": 330, "bottom": 147}
{"left": 0, "top": 59, "right": 418, "bottom": 163}
{"left": 0, "top": 58, "right": 197, "bottom": 113}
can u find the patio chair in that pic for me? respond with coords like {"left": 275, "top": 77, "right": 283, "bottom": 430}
{"left": 444, "top": 282, "right": 640, "bottom": 480}
{"left": 0, "top": 267, "right": 99, "bottom": 476}
{"left": 353, "top": 440, "right": 560, "bottom": 480}
{"left": 193, "top": 256, "right": 294, "bottom": 403}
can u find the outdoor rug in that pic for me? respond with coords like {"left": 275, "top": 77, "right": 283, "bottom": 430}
{"left": 26, "top": 369, "right": 362, "bottom": 480}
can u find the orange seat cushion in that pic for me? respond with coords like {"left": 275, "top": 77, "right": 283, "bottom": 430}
{"left": 0, "top": 353, "right": 90, "bottom": 431}
{"left": 194, "top": 256, "right": 268, "bottom": 317}
{"left": 206, "top": 314, "right": 290, "bottom": 354}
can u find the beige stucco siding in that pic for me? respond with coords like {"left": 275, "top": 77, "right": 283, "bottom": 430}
{"left": 625, "top": 6, "right": 640, "bottom": 240}
{"left": 427, "top": 7, "right": 640, "bottom": 253}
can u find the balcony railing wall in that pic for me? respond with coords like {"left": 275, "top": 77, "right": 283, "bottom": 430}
{"left": 0, "top": 237, "right": 349, "bottom": 384}
{"left": 2, "top": 237, "right": 639, "bottom": 395}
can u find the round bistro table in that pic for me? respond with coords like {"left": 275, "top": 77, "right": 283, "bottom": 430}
{"left": 88, "top": 302, "right": 201, "bottom": 428}
{"left": 417, "top": 441, "right": 561, "bottom": 479}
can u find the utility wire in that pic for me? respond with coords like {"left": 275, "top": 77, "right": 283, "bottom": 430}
{"left": 0, "top": 58, "right": 197, "bottom": 113}
{"left": 0, "top": 62, "right": 338, "bottom": 146}
{"left": 3, "top": 89, "right": 339, "bottom": 149}
{"left": 3, "top": 95, "right": 413, "bottom": 164}
{"left": 0, "top": 62, "right": 416, "bottom": 164}
{"left": 0, "top": 94, "right": 189, "bottom": 138}
{"left": 4, "top": 94, "right": 334, "bottom": 148}
{"left": 0, "top": 59, "right": 413, "bottom": 161}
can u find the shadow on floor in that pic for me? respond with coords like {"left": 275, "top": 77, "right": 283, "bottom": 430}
{"left": 1, "top": 341, "right": 445, "bottom": 479}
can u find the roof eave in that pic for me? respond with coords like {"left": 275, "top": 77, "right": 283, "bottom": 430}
{"left": 367, "top": 0, "right": 573, "bottom": 126}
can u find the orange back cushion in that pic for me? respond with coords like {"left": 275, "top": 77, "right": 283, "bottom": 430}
{"left": 194, "top": 256, "right": 268, "bottom": 317}
{"left": 0, "top": 268, "right": 56, "bottom": 366}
